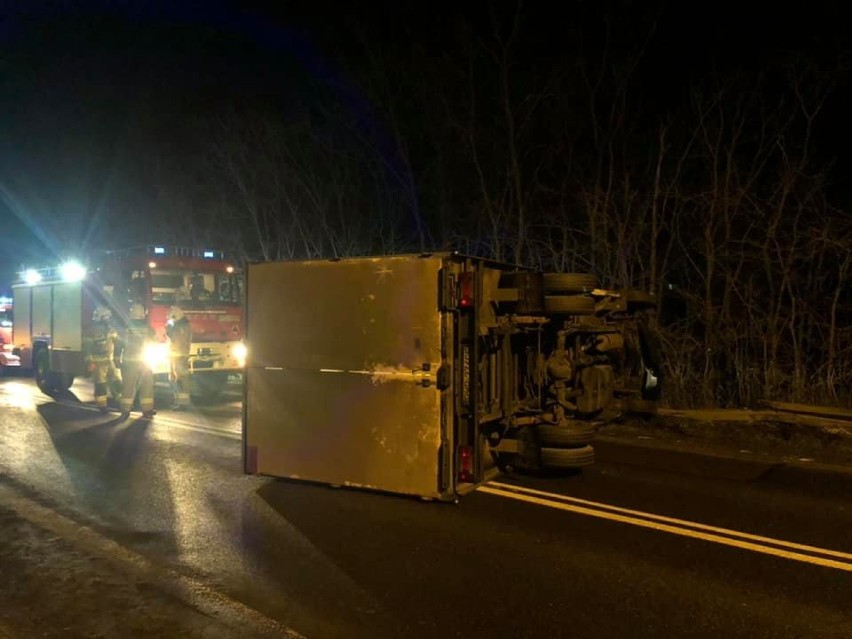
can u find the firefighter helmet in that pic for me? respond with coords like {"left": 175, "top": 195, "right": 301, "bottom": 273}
{"left": 92, "top": 306, "right": 112, "bottom": 322}
{"left": 129, "top": 303, "right": 146, "bottom": 320}
{"left": 170, "top": 306, "right": 185, "bottom": 321}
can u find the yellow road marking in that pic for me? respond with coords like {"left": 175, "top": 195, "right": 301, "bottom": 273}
{"left": 489, "top": 481, "right": 852, "bottom": 561}
{"left": 480, "top": 485, "right": 852, "bottom": 572}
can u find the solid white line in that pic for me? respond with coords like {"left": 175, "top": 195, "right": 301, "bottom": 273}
{"left": 480, "top": 485, "right": 852, "bottom": 573}
{"left": 488, "top": 481, "right": 852, "bottom": 561}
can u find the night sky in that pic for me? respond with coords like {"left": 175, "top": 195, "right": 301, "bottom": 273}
{"left": 0, "top": 0, "right": 849, "bottom": 295}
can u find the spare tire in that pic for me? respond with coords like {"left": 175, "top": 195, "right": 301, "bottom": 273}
{"left": 544, "top": 295, "right": 595, "bottom": 315}
{"left": 537, "top": 423, "right": 596, "bottom": 446}
{"left": 541, "top": 445, "right": 595, "bottom": 468}
{"left": 543, "top": 273, "right": 598, "bottom": 293}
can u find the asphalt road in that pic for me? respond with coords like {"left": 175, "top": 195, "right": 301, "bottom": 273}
{"left": 0, "top": 376, "right": 850, "bottom": 638}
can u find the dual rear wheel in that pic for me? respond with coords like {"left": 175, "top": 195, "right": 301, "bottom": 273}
{"left": 34, "top": 349, "right": 74, "bottom": 396}
{"left": 536, "top": 422, "right": 596, "bottom": 469}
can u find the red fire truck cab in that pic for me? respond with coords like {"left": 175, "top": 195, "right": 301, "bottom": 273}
{"left": 11, "top": 245, "right": 245, "bottom": 399}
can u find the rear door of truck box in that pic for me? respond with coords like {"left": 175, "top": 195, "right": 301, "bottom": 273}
{"left": 244, "top": 255, "right": 453, "bottom": 500}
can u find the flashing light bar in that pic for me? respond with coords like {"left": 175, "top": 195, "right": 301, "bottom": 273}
{"left": 23, "top": 269, "right": 43, "bottom": 285}
{"left": 60, "top": 261, "right": 86, "bottom": 282}
{"left": 17, "top": 261, "right": 88, "bottom": 286}
{"left": 139, "top": 246, "right": 226, "bottom": 259}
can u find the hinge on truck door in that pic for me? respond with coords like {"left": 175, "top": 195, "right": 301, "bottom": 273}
{"left": 439, "top": 269, "right": 456, "bottom": 311}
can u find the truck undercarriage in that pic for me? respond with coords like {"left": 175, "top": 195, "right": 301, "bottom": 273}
{"left": 475, "top": 270, "right": 662, "bottom": 471}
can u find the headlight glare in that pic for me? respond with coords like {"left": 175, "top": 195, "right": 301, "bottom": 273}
{"left": 233, "top": 342, "right": 247, "bottom": 367}
{"left": 143, "top": 342, "right": 169, "bottom": 371}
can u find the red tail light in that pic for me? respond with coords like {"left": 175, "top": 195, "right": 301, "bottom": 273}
{"left": 459, "top": 272, "right": 474, "bottom": 307}
{"left": 458, "top": 445, "right": 474, "bottom": 483}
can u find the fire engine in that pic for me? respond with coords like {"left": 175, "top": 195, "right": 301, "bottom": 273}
{"left": 9, "top": 245, "right": 246, "bottom": 399}
{"left": 0, "top": 296, "right": 20, "bottom": 372}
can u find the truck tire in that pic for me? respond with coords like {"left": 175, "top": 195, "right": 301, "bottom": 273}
{"left": 543, "top": 273, "right": 598, "bottom": 293}
{"left": 190, "top": 372, "right": 231, "bottom": 403}
{"left": 544, "top": 295, "right": 595, "bottom": 315}
{"left": 34, "top": 350, "right": 57, "bottom": 395}
{"left": 541, "top": 445, "right": 595, "bottom": 468}
{"left": 537, "top": 423, "right": 596, "bottom": 446}
{"left": 56, "top": 373, "right": 75, "bottom": 391}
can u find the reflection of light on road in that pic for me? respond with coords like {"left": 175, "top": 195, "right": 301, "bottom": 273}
{"left": 0, "top": 381, "right": 39, "bottom": 409}
{"left": 0, "top": 382, "right": 76, "bottom": 499}
{"left": 163, "top": 455, "right": 218, "bottom": 565}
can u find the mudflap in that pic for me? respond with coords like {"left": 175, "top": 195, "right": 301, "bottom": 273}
{"left": 502, "top": 427, "right": 542, "bottom": 472}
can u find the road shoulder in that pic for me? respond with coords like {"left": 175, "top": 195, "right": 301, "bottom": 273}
{"left": 0, "top": 480, "right": 300, "bottom": 639}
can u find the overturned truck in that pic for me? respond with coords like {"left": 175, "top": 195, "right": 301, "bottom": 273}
{"left": 243, "top": 254, "right": 662, "bottom": 500}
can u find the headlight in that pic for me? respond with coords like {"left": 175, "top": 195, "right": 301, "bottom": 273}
{"left": 143, "top": 342, "right": 169, "bottom": 371}
{"left": 233, "top": 342, "right": 247, "bottom": 367}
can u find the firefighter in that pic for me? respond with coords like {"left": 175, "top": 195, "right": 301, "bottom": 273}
{"left": 119, "top": 302, "right": 156, "bottom": 421}
{"left": 87, "top": 305, "right": 122, "bottom": 411}
{"left": 166, "top": 306, "right": 192, "bottom": 410}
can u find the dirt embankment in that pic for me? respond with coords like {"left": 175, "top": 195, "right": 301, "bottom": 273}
{"left": 601, "top": 408, "right": 852, "bottom": 468}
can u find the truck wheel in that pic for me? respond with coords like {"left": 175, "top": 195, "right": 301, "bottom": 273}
{"left": 543, "top": 273, "right": 598, "bottom": 293}
{"left": 544, "top": 295, "right": 595, "bottom": 315}
{"left": 34, "top": 350, "right": 57, "bottom": 395}
{"left": 190, "top": 373, "right": 230, "bottom": 404}
{"left": 537, "top": 423, "right": 596, "bottom": 446}
{"left": 541, "top": 445, "right": 595, "bottom": 468}
{"left": 57, "top": 373, "right": 75, "bottom": 391}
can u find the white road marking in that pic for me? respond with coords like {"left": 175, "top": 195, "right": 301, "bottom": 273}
{"left": 488, "top": 481, "right": 852, "bottom": 561}
{"left": 481, "top": 483, "right": 852, "bottom": 572}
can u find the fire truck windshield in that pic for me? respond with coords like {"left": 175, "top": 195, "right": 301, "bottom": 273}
{"left": 150, "top": 270, "right": 242, "bottom": 306}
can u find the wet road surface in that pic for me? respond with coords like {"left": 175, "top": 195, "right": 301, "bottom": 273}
{"left": 1, "top": 376, "right": 850, "bottom": 638}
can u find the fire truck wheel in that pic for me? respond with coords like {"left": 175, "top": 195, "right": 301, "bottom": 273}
{"left": 543, "top": 295, "right": 595, "bottom": 315}
{"left": 543, "top": 273, "right": 598, "bottom": 293}
{"left": 190, "top": 373, "right": 230, "bottom": 404}
{"left": 537, "top": 423, "right": 596, "bottom": 446}
{"left": 56, "top": 373, "right": 75, "bottom": 391}
{"left": 34, "top": 350, "right": 57, "bottom": 395}
{"left": 540, "top": 445, "right": 595, "bottom": 468}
